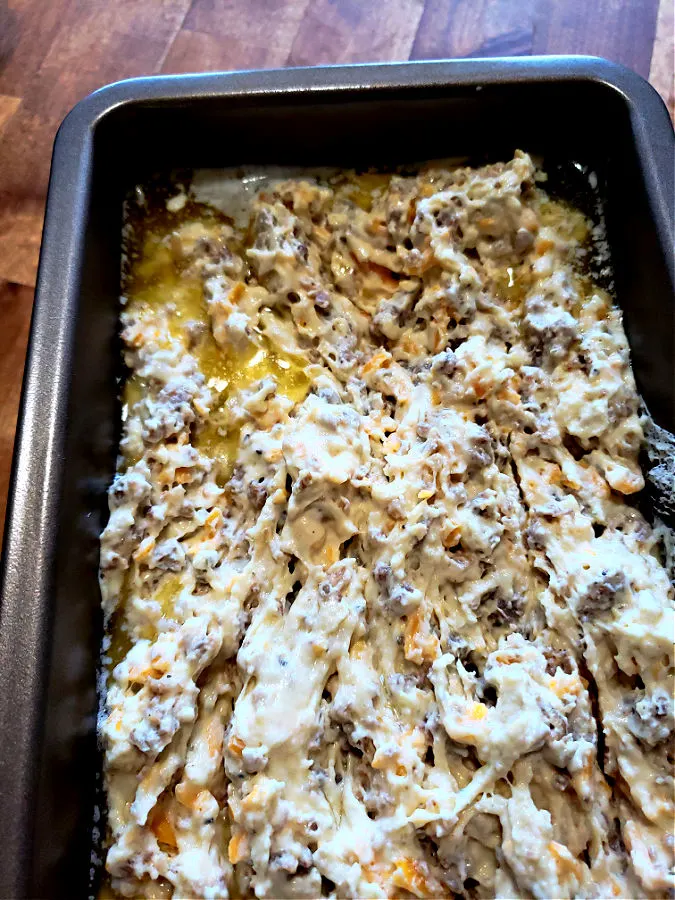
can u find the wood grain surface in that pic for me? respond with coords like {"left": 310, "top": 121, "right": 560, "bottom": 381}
{"left": 0, "top": 0, "right": 672, "bottom": 537}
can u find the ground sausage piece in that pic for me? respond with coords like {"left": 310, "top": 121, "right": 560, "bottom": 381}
{"left": 247, "top": 480, "right": 269, "bottom": 509}
{"left": 488, "top": 591, "right": 525, "bottom": 627}
{"left": 150, "top": 538, "right": 186, "bottom": 572}
{"left": 577, "top": 570, "right": 626, "bottom": 619}
{"left": 524, "top": 296, "right": 578, "bottom": 362}
{"left": 467, "top": 428, "right": 494, "bottom": 471}
{"left": 431, "top": 349, "right": 457, "bottom": 377}
{"left": 626, "top": 689, "right": 674, "bottom": 746}
{"left": 525, "top": 519, "right": 548, "bottom": 551}
{"left": 373, "top": 562, "right": 420, "bottom": 616}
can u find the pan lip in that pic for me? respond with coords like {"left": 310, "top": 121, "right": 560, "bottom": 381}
{"left": 57, "top": 54, "right": 675, "bottom": 110}
{"left": 0, "top": 54, "right": 672, "bottom": 897}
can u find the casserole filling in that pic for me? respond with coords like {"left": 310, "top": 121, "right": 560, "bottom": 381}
{"left": 99, "top": 152, "right": 674, "bottom": 899}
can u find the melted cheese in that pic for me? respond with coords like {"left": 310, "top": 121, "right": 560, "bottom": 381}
{"left": 99, "top": 155, "right": 674, "bottom": 900}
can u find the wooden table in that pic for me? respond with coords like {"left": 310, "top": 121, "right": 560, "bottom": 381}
{"left": 0, "top": 0, "right": 672, "bottom": 532}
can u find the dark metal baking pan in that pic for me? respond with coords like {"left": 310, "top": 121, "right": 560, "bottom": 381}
{"left": 0, "top": 57, "right": 673, "bottom": 898}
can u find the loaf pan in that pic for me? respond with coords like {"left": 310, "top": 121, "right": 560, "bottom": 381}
{"left": 0, "top": 57, "right": 673, "bottom": 898}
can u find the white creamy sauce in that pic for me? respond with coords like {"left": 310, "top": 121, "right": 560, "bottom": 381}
{"left": 99, "top": 153, "right": 674, "bottom": 899}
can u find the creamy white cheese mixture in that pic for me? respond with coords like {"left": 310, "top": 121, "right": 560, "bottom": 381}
{"left": 99, "top": 152, "right": 674, "bottom": 900}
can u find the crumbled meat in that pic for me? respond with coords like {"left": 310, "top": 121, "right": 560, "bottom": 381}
{"left": 524, "top": 296, "right": 578, "bottom": 362}
{"left": 626, "top": 689, "right": 674, "bottom": 746}
{"left": 467, "top": 428, "right": 494, "bottom": 471}
{"left": 577, "top": 570, "right": 627, "bottom": 618}
{"left": 431, "top": 349, "right": 457, "bottom": 377}
{"left": 149, "top": 538, "right": 186, "bottom": 572}
{"left": 525, "top": 519, "right": 548, "bottom": 551}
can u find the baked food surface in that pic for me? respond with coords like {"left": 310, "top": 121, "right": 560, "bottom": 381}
{"left": 99, "top": 152, "right": 674, "bottom": 899}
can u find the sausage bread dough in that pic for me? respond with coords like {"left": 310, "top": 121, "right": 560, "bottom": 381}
{"left": 99, "top": 152, "right": 674, "bottom": 899}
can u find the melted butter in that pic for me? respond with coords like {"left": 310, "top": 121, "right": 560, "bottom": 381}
{"left": 124, "top": 215, "right": 310, "bottom": 485}
{"left": 105, "top": 570, "right": 183, "bottom": 683}
{"left": 195, "top": 418, "right": 241, "bottom": 485}
{"left": 197, "top": 331, "right": 232, "bottom": 383}
{"left": 343, "top": 173, "right": 392, "bottom": 211}
{"left": 121, "top": 229, "right": 211, "bottom": 471}
{"left": 104, "top": 571, "right": 133, "bottom": 683}
{"left": 155, "top": 574, "right": 183, "bottom": 622}
{"left": 571, "top": 275, "right": 612, "bottom": 320}
{"left": 127, "top": 235, "right": 207, "bottom": 340}
{"left": 105, "top": 615, "right": 133, "bottom": 675}
{"left": 538, "top": 198, "right": 589, "bottom": 243}
{"left": 493, "top": 264, "right": 533, "bottom": 308}
{"left": 123, "top": 373, "right": 146, "bottom": 410}
{"left": 228, "top": 338, "right": 310, "bottom": 401}
{"left": 120, "top": 374, "right": 148, "bottom": 468}
{"left": 194, "top": 337, "right": 310, "bottom": 484}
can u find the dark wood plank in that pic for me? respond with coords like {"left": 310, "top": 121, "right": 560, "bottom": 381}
{"left": 0, "top": 0, "right": 191, "bottom": 287}
{"left": 37, "top": 0, "right": 192, "bottom": 84}
{"left": 0, "top": 0, "right": 78, "bottom": 96}
{"left": 163, "top": 28, "right": 270, "bottom": 72}
{"left": 287, "top": 0, "right": 424, "bottom": 67}
{"left": 0, "top": 281, "right": 33, "bottom": 543}
{"left": 0, "top": 94, "right": 20, "bottom": 134}
{"left": 169, "top": 0, "right": 311, "bottom": 70}
{"left": 0, "top": 95, "right": 40, "bottom": 288}
{"left": 412, "top": 0, "right": 661, "bottom": 76}
{"left": 0, "top": 190, "right": 44, "bottom": 288}
{"left": 650, "top": 0, "right": 674, "bottom": 120}
{"left": 412, "top": 0, "right": 535, "bottom": 60}
{"left": 532, "top": 0, "right": 661, "bottom": 78}
{"left": 0, "top": 93, "right": 50, "bottom": 287}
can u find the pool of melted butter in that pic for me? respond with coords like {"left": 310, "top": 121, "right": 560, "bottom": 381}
{"left": 123, "top": 203, "right": 310, "bottom": 481}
